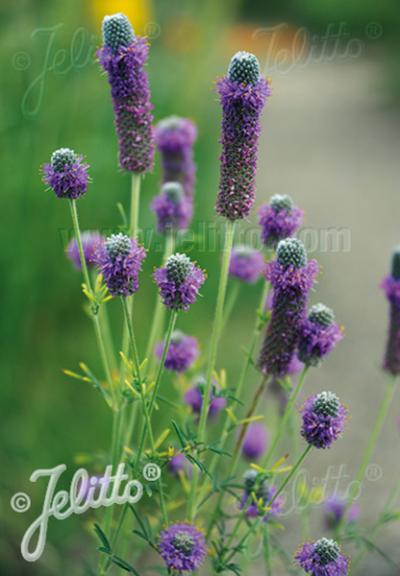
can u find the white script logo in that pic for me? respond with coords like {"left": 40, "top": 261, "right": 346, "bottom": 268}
{"left": 10, "top": 462, "right": 160, "bottom": 562}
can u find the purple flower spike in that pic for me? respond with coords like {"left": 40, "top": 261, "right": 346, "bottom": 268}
{"left": 159, "top": 523, "right": 207, "bottom": 573}
{"left": 96, "top": 233, "right": 146, "bottom": 297}
{"left": 295, "top": 538, "right": 348, "bottom": 576}
{"left": 155, "top": 116, "right": 197, "bottom": 199}
{"left": 324, "top": 496, "right": 359, "bottom": 529}
{"left": 42, "top": 148, "right": 89, "bottom": 199}
{"left": 258, "top": 194, "right": 304, "bottom": 248}
{"left": 155, "top": 330, "right": 199, "bottom": 373}
{"left": 216, "top": 51, "right": 270, "bottom": 220}
{"left": 240, "top": 471, "right": 283, "bottom": 522}
{"left": 301, "top": 391, "right": 347, "bottom": 449}
{"left": 382, "top": 248, "right": 400, "bottom": 374}
{"left": 98, "top": 13, "right": 154, "bottom": 173}
{"left": 258, "top": 238, "right": 318, "bottom": 376}
{"left": 229, "top": 245, "right": 265, "bottom": 283}
{"left": 67, "top": 231, "right": 103, "bottom": 270}
{"left": 154, "top": 253, "right": 206, "bottom": 311}
{"left": 242, "top": 423, "right": 268, "bottom": 460}
{"left": 151, "top": 182, "right": 192, "bottom": 233}
{"left": 299, "top": 304, "right": 343, "bottom": 367}
{"left": 184, "top": 376, "right": 226, "bottom": 419}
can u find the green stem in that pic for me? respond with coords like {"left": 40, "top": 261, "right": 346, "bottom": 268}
{"left": 221, "top": 282, "right": 240, "bottom": 332}
{"left": 263, "top": 524, "right": 272, "bottom": 576}
{"left": 121, "top": 297, "right": 169, "bottom": 525}
{"left": 135, "top": 310, "right": 178, "bottom": 466}
{"left": 123, "top": 232, "right": 175, "bottom": 451}
{"left": 187, "top": 220, "right": 235, "bottom": 521}
{"left": 145, "top": 232, "right": 176, "bottom": 374}
{"left": 263, "top": 367, "right": 309, "bottom": 468}
{"left": 69, "top": 199, "right": 118, "bottom": 576}
{"left": 69, "top": 200, "right": 115, "bottom": 407}
{"left": 99, "top": 302, "right": 117, "bottom": 374}
{"left": 201, "top": 280, "right": 270, "bottom": 536}
{"left": 352, "top": 475, "right": 400, "bottom": 570}
{"left": 338, "top": 373, "right": 397, "bottom": 536}
{"left": 101, "top": 175, "right": 143, "bottom": 575}
{"left": 271, "top": 445, "right": 312, "bottom": 505}
{"left": 117, "top": 174, "right": 142, "bottom": 448}
{"left": 129, "top": 173, "right": 141, "bottom": 237}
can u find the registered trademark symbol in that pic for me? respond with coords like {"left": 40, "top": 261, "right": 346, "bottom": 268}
{"left": 365, "top": 463, "right": 382, "bottom": 482}
{"left": 143, "top": 463, "right": 161, "bottom": 482}
{"left": 365, "top": 22, "right": 383, "bottom": 40}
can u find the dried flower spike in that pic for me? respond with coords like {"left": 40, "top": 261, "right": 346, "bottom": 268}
{"left": 382, "top": 247, "right": 400, "bottom": 374}
{"left": 258, "top": 194, "right": 303, "bottom": 248}
{"left": 216, "top": 51, "right": 270, "bottom": 220}
{"left": 298, "top": 303, "right": 343, "bottom": 367}
{"left": 154, "top": 253, "right": 206, "bottom": 311}
{"left": 96, "top": 233, "right": 146, "bottom": 297}
{"left": 301, "top": 391, "right": 347, "bottom": 449}
{"left": 67, "top": 231, "right": 103, "bottom": 270}
{"left": 155, "top": 330, "right": 199, "bottom": 373}
{"left": 295, "top": 537, "right": 348, "bottom": 575}
{"left": 159, "top": 523, "right": 206, "bottom": 572}
{"left": 42, "top": 148, "right": 89, "bottom": 199}
{"left": 151, "top": 182, "right": 192, "bottom": 233}
{"left": 155, "top": 116, "right": 197, "bottom": 198}
{"left": 229, "top": 245, "right": 265, "bottom": 283}
{"left": 258, "top": 238, "right": 318, "bottom": 376}
{"left": 98, "top": 13, "right": 154, "bottom": 172}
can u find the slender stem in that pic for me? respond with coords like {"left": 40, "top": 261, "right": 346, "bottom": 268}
{"left": 263, "top": 524, "right": 272, "bottom": 576}
{"left": 102, "top": 175, "right": 142, "bottom": 574}
{"left": 352, "top": 475, "right": 400, "bottom": 570}
{"left": 120, "top": 298, "right": 141, "bottom": 380}
{"left": 206, "top": 376, "right": 267, "bottom": 540}
{"left": 69, "top": 199, "right": 117, "bottom": 576}
{"left": 338, "top": 374, "right": 397, "bottom": 536}
{"left": 263, "top": 367, "right": 309, "bottom": 468}
{"left": 270, "top": 444, "right": 312, "bottom": 507}
{"left": 123, "top": 233, "right": 175, "bottom": 452}
{"left": 118, "top": 174, "right": 142, "bottom": 450}
{"left": 121, "top": 297, "right": 168, "bottom": 525}
{"left": 145, "top": 232, "right": 176, "bottom": 373}
{"left": 135, "top": 310, "right": 178, "bottom": 466}
{"left": 201, "top": 281, "right": 271, "bottom": 536}
{"left": 99, "top": 302, "right": 117, "bottom": 374}
{"left": 69, "top": 200, "right": 115, "bottom": 405}
{"left": 69, "top": 200, "right": 92, "bottom": 291}
{"left": 188, "top": 220, "right": 235, "bottom": 521}
{"left": 221, "top": 282, "right": 240, "bottom": 332}
{"left": 209, "top": 280, "right": 270, "bottom": 476}
{"left": 233, "top": 375, "right": 267, "bottom": 461}
{"left": 129, "top": 173, "right": 141, "bottom": 237}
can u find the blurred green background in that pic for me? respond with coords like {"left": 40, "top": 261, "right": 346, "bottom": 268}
{"left": 1, "top": 0, "right": 400, "bottom": 574}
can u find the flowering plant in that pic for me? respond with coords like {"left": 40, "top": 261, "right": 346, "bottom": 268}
{"left": 40, "top": 12, "right": 400, "bottom": 575}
